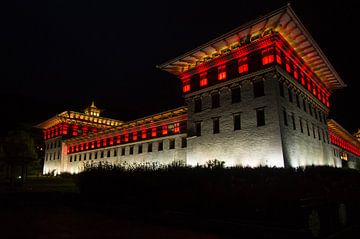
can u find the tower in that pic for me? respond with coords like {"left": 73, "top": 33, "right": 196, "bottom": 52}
{"left": 158, "top": 5, "right": 345, "bottom": 167}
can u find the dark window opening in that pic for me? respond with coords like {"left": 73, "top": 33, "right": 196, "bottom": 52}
{"left": 211, "top": 93, "right": 220, "bottom": 108}
{"left": 158, "top": 141, "right": 163, "bottom": 151}
{"left": 114, "top": 149, "right": 117, "bottom": 157}
{"left": 296, "top": 94, "right": 300, "bottom": 108}
{"left": 148, "top": 143, "right": 152, "bottom": 152}
{"left": 288, "top": 89, "right": 293, "bottom": 102}
{"left": 194, "top": 98, "right": 202, "bottom": 113}
{"left": 107, "top": 150, "right": 110, "bottom": 157}
{"left": 234, "top": 114, "right": 241, "bottom": 131}
{"left": 256, "top": 108, "right": 265, "bottom": 126}
{"left": 299, "top": 118, "right": 303, "bottom": 133}
{"left": 291, "top": 113, "right": 296, "bottom": 130}
{"left": 195, "top": 122, "right": 201, "bottom": 136}
{"left": 101, "top": 151, "right": 104, "bottom": 158}
{"left": 129, "top": 146, "right": 134, "bottom": 155}
{"left": 138, "top": 145, "right": 143, "bottom": 154}
{"left": 283, "top": 109, "right": 288, "bottom": 126}
{"left": 181, "top": 137, "right": 187, "bottom": 148}
{"left": 169, "top": 139, "right": 175, "bottom": 149}
{"left": 279, "top": 82, "right": 284, "bottom": 97}
{"left": 303, "top": 99, "right": 307, "bottom": 112}
{"left": 121, "top": 148, "right": 125, "bottom": 156}
{"left": 213, "top": 118, "right": 220, "bottom": 134}
{"left": 231, "top": 87, "right": 241, "bottom": 103}
{"left": 253, "top": 80, "right": 265, "bottom": 98}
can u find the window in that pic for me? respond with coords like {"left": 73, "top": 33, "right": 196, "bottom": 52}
{"left": 57, "top": 152, "right": 60, "bottom": 160}
{"left": 173, "top": 123, "right": 180, "bottom": 133}
{"left": 107, "top": 150, "right": 110, "bottom": 157}
{"left": 256, "top": 108, "right": 265, "bottom": 127}
{"left": 253, "top": 80, "right": 264, "bottom": 98}
{"left": 70, "top": 156, "right": 72, "bottom": 162}
{"left": 194, "top": 98, "right": 202, "bottom": 113}
{"left": 89, "top": 153, "right": 92, "bottom": 160}
{"left": 218, "top": 65, "right": 226, "bottom": 80}
{"left": 183, "top": 80, "right": 190, "bottom": 93}
{"left": 121, "top": 148, "right": 125, "bottom": 156}
{"left": 319, "top": 112, "right": 322, "bottom": 123}
{"left": 211, "top": 93, "right": 220, "bottom": 108}
{"left": 306, "top": 121, "right": 310, "bottom": 136}
{"left": 309, "top": 104, "right": 313, "bottom": 116}
{"left": 293, "top": 66, "right": 298, "bottom": 80}
{"left": 288, "top": 89, "right": 293, "bottom": 103}
{"left": 312, "top": 123, "right": 316, "bottom": 138}
{"left": 74, "top": 155, "right": 77, "bottom": 162}
{"left": 283, "top": 109, "right": 288, "bottom": 126}
{"left": 322, "top": 129, "right": 326, "bottom": 143}
{"left": 238, "top": 57, "right": 248, "bottom": 73}
{"left": 79, "top": 154, "right": 82, "bottom": 161}
{"left": 303, "top": 99, "right": 307, "bottom": 112}
{"left": 138, "top": 144, "right": 143, "bottom": 154}
{"left": 213, "top": 118, "right": 220, "bottom": 134}
{"left": 195, "top": 122, "right": 201, "bottom": 136}
{"left": 151, "top": 127, "right": 157, "bottom": 137}
{"left": 101, "top": 151, "right": 104, "bottom": 158}
{"left": 286, "top": 59, "right": 291, "bottom": 72}
{"left": 262, "top": 48, "right": 274, "bottom": 65}
{"left": 318, "top": 127, "right": 321, "bottom": 141}
{"left": 200, "top": 72, "right": 208, "bottom": 87}
{"left": 129, "top": 146, "right": 134, "bottom": 155}
{"left": 233, "top": 114, "right": 241, "bottom": 131}
{"left": 279, "top": 82, "right": 284, "bottom": 97}
{"left": 83, "top": 154, "right": 87, "bottom": 161}
{"left": 291, "top": 113, "right": 296, "bottom": 130}
{"left": 142, "top": 130, "right": 147, "bottom": 139}
{"left": 169, "top": 139, "right": 175, "bottom": 149}
{"left": 94, "top": 152, "right": 98, "bottom": 159}
{"left": 148, "top": 143, "right": 152, "bottom": 152}
{"left": 299, "top": 118, "right": 303, "bottom": 133}
{"left": 58, "top": 140, "right": 61, "bottom": 147}
{"left": 296, "top": 94, "right": 300, "bottom": 108}
{"left": 231, "top": 87, "right": 241, "bottom": 103}
{"left": 181, "top": 137, "right": 187, "bottom": 148}
{"left": 158, "top": 141, "right": 163, "bottom": 151}
{"left": 162, "top": 125, "right": 168, "bottom": 135}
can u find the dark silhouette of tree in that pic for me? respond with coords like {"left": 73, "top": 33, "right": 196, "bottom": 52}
{"left": 0, "top": 130, "right": 37, "bottom": 185}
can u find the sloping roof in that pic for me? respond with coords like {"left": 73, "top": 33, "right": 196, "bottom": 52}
{"left": 158, "top": 4, "right": 346, "bottom": 91}
{"left": 327, "top": 119, "right": 360, "bottom": 148}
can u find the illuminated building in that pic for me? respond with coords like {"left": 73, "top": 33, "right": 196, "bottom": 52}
{"left": 37, "top": 5, "right": 359, "bottom": 174}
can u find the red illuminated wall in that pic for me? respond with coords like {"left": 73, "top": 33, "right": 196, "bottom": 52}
{"left": 330, "top": 132, "right": 360, "bottom": 156}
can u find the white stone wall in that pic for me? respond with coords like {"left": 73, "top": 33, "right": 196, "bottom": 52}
{"left": 277, "top": 70, "right": 335, "bottom": 167}
{"left": 43, "top": 137, "right": 62, "bottom": 175}
{"left": 62, "top": 134, "right": 187, "bottom": 174}
{"left": 186, "top": 70, "right": 284, "bottom": 167}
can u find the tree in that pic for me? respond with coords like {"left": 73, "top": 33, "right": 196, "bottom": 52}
{"left": 0, "top": 130, "right": 37, "bottom": 184}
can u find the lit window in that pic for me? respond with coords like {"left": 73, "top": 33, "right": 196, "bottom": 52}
{"left": 91, "top": 141, "right": 95, "bottom": 148}
{"left": 183, "top": 84, "right": 190, "bottom": 93}
{"left": 162, "top": 125, "right": 168, "bottom": 135}
{"left": 124, "top": 134, "right": 129, "bottom": 142}
{"left": 80, "top": 143, "right": 83, "bottom": 151}
{"left": 199, "top": 72, "right": 208, "bottom": 87}
{"left": 285, "top": 59, "right": 291, "bottom": 72}
{"left": 109, "top": 137, "right": 114, "bottom": 145}
{"left": 116, "top": 135, "right": 121, "bottom": 144}
{"left": 103, "top": 138, "right": 107, "bottom": 147}
{"left": 276, "top": 55, "right": 282, "bottom": 64}
{"left": 85, "top": 142, "right": 89, "bottom": 150}
{"left": 294, "top": 67, "right": 298, "bottom": 80}
{"left": 133, "top": 132, "right": 137, "bottom": 141}
{"left": 97, "top": 139, "right": 101, "bottom": 148}
{"left": 142, "top": 130, "right": 147, "bottom": 139}
{"left": 301, "top": 74, "right": 305, "bottom": 86}
{"left": 262, "top": 48, "right": 274, "bottom": 65}
{"left": 238, "top": 57, "right": 248, "bottom": 73}
{"left": 173, "top": 123, "right": 180, "bottom": 133}
{"left": 218, "top": 65, "right": 226, "bottom": 80}
{"left": 151, "top": 128, "right": 157, "bottom": 137}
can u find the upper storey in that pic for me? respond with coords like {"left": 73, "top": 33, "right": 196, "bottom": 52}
{"left": 35, "top": 102, "right": 124, "bottom": 140}
{"left": 158, "top": 5, "right": 345, "bottom": 92}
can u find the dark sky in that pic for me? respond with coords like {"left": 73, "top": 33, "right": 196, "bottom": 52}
{"left": 1, "top": 0, "right": 359, "bottom": 135}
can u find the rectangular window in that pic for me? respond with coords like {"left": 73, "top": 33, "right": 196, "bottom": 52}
{"left": 296, "top": 94, "right": 300, "bottom": 108}
{"left": 101, "top": 151, "right": 104, "bottom": 158}
{"left": 121, "top": 148, "right": 125, "bottom": 156}
{"left": 94, "top": 152, "right": 98, "bottom": 159}
{"left": 231, "top": 87, "right": 241, "bottom": 103}
{"left": 213, "top": 118, "right": 220, "bottom": 134}
{"left": 279, "top": 81, "right": 284, "bottom": 97}
{"left": 291, "top": 113, "right": 296, "bottom": 130}
{"left": 288, "top": 88, "right": 293, "bottom": 103}
{"left": 233, "top": 114, "right": 241, "bottom": 131}
{"left": 78, "top": 154, "right": 81, "bottom": 161}
{"left": 195, "top": 122, "right": 201, "bottom": 136}
{"left": 211, "top": 93, "right": 220, "bottom": 108}
{"left": 69, "top": 156, "right": 72, "bottom": 162}
{"left": 181, "top": 137, "right": 187, "bottom": 148}
{"left": 256, "top": 108, "right": 265, "bottom": 127}
{"left": 306, "top": 121, "right": 310, "bottom": 136}
{"left": 286, "top": 59, "right": 291, "bottom": 72}
{"left": 283, "top": 109, "right": 288, "bottom": 126}
{"left": 107, "top": 150, "right": 110, "bottom": 157}
{"left": 253, "top": 80, "right": 265, "bottom": 98}
{"left": 151, "top": 127, "right": 157, "bottom": 137}
{"left": 262, "top": 48, "right": 274, "bottom": 65}
{"left": 322, "top": 129, "right": 326, "bottom": 143}
{"left": 183, "top": 79, "right": 190, "bottom": 93}
{"left": 238, "top": 57, "right": 248, "bottom": 73}
{"left": 138, "top": 144, "right": 143, "bottom": 154}
{"left": 318, "top": 127, "right": 321, "bottom": 141}
{"left": 158, "top": 141, "right": 163, "bottom": 151}
{"left": 303, "top": 99, "right": 307, "bottom": 112}
{"left": 132, "top": 132, "right": 138, "bottom": 141}
{"left": 200, "top": 72, "right": 208, "bottom": 87}
{"left": 194, "top": 98, "right": 202, "bottom": 113}
{"left": 57, "top": 152, "right": 60, "bottom": 160}
{"left": 113, "top": 149, "right": 117, "bottom": 157}
{"left": 218, "top": 65, "right": 226, "bottom": 80}
{"left": 142, "top": 129, "right": 147, "bottom": 139}
{"left": 312, "top": 123, "right": 316, "bottom": 138}
{"left": 89, "top": 153, "right": 92, "bottom": 160}
{"left": 319, "top": 112, "right": 323, "bottom": 123}
{"left": 162, "top": 125, "right": 168, "bottom": 135}
{"left": 173, "top": 123, "right": 180, "bottom": 133}
{"left": 299, "top": 118, "right": 303, "bottom": 133}
{"left": 129, "top": 146, "right": 134, "bottom": 155}
{"left": 148, "top": 143, "right": 152, "bottom": 152}
{"left": 309, "top": 104, "right": 313, "bottom": 116}
{"left": 169, "top": 139, "right": 175, "bottom": 149}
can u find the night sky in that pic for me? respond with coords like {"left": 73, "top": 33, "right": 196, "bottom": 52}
{"left": 1, "top": 0, "right": 359, "bottom": 135}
